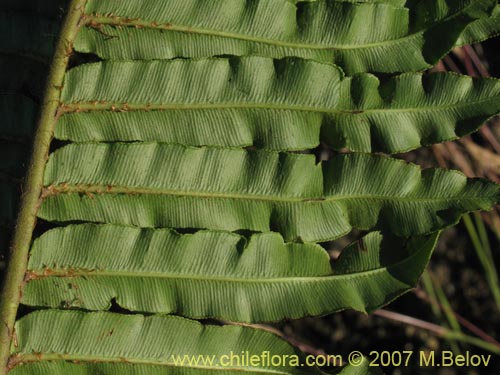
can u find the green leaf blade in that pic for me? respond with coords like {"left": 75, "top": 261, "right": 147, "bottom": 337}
{"left": 23, "top": 226, "right": 438, "bottom": 321}
{"left": 58, "top": 58, "right": 500, "bottom": 153}
{"left": 10, "top": 310, "right": 317, "bottom": 374}
{"left": 75, "top": 0, "right": 495, "bottom": 74}
{"left": 457, "top": 4, "right": 500, "bottom": 46}
{"left": 39, "top": 143, "right": 499, "bottom": 241}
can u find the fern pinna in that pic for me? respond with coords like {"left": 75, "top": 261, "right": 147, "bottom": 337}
{"left": 1, "top": 0, "right": 499, "bottom": 374}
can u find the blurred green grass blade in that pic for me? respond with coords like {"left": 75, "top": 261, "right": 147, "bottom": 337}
{"left": 429, "top": 271, "right": 463, "bottom": 354}
{"left": 463, "top": 214, "right": 500, "bottom": 311}
{"left": 421, "top": 271, "right": 444, "bottom": 320}
{"left": 473, "top": 212, "right": 492, "bottom": 260}
{"left": 444, "top": 330, "right": 500, "bottom": 355}
{"left": 421, "top": 271, "right": 462, "bottom": 354}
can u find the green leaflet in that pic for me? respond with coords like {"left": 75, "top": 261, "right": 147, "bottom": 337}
{"left": 74, "top": 0, "right": 495, "bottom": 74}
{"left": 27, "top": 225, "right": 332, "bottom": 277}
{"left": 80, "top": 0, "right": 409, "bottom": 52}
{"left": 39, "top": 143, "right": 498, "bottom": 242}
{"left": 57, "top": 58, "right": 500, "bottom": 153}
{"left": 10, "top": 310, "right": 316, "bottom": 372}
{"left": 457, "top": 4, "right": 500, "bottom": 45}
{"left": 23, "top": 225, "right": 437, "bottom": 321}
{"left": 10, "top": 310, "right": 378, "bottom": 374}
{"left": 57, "top": 109, "right": 322, "bottom": 151}
{"left": 408, "top": 0, "right": 478, "bottom": 29}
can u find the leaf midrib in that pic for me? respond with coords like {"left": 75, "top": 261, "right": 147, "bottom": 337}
{"left": 26, "top": 265, "right": 384, "bottom": 282}
{"left": 60, "top": 94, "right": 500, "bottom": 116}
{"left": 43, "top": 184, "right": 489, "bottom": 204}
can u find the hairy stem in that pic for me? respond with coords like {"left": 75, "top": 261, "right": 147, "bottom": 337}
{"left": 0, "top": 0, "right": 87, "bottom": 372}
